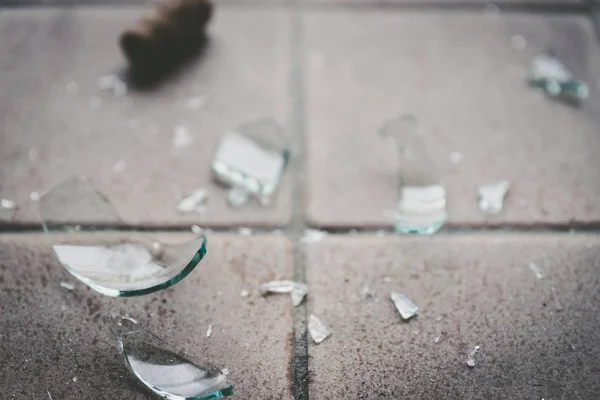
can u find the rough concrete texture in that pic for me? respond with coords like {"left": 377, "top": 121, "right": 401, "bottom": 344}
{"left": 0, "top": 234, "right": 294, "bottom": 399}
{"left": 306, "top": 234, "right": 600, "bottom": 399}
{"left": 0, "top": 7, "right": 291, "bottom": 227}
{"left": 305, "top": 12, "right": 600, "bottom": 229}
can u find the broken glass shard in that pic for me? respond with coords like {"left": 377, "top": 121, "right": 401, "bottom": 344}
{"left": 260, "top": 280, "right": 308, "bottom": 307}
{"left": 212, "top": 119, "right": 289, "bottom": 202}
{"left": 104, "top": 314, "right": 233, "bottom": 399}
{"left": 477, "top": 181, "right": 509, "bottom": 214}
{"left": 308, "top": 314, "right": 332, "bottom": 344}
{"left": 1, "top": 198, "right": 15, "bottom": 210}
{"left": 466, "top": 345, "right": 480, "bottom": 368}
{"left": 390, "top": 291, "right": 418, "bottom": 320}
{"left": 528, "top": 53, "right": 589, "bottom": 102}
{"left": 227, "top": 187, "right": 249, "bottom": 209}
{"left": 39, "top": 176, "right": 207, "bottom": 297}
{"left": 379, "top": 115, "right": 446, "bottom": 234}
{"left": 177, "top": 189, "right": 209, "bottom": 214}
{"left": 528, "top": 262, "right": 544, "bottom": 279}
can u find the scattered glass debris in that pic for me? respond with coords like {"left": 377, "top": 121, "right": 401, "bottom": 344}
{"left": 89, "top": 97, "right": 102, "bottom": 109}
{"left": 1, "top": 199, "right": 15, "bottom": 210}
{"left": 206, "top": 324, "right": 213, "bottom": 338}
{"left": 59, "top": 281, "right": 75, "bottom": 291}
{"left": 434, "top": 336, "right": 441, "bottom": 343}
{"left": 191, "top": 225, "right": 202, "bottom": 234}
{"left": 260, "top": 280, "right": 308, "bottom": 307}
{"left": 30, "top": 192, "right": 40, "bottom": 202}
{"left": 111, "top": 160, "right": 127, "bottom": 174}
{"left": 227, "top": 187, "right": 249, "bottom": 209}
{"left": 172, "top": 125, "right": 194, "bottom": 149}
{"left": 528, "top": 53, "right": 589, "bottom": 102}
{"left": 477, "top": 181, "right": 509, "bottom": 214}
{"left": 212, "top": 119, "right": 289, "bottom": 202}
{"left": 300, "top": 229, "right": 328, "bottom": 244}
{"left": 40, "top": 176, "right": 207, "bottom": 297}
{"left": 510, "top": 34, "right": 526, "bottom": 51}
{"left": 72, "top": 376, "right": 77, "bottom": 383}
{"left": 184, "top": 96, "right": 206, "bottom": 110}
{"left": 390, "top": 292, "right": 418, "bottom": 320}
{"left": 97, "top": 75, "right": 127, "bottom": 97}
{"left": 238, "top": 227, "right": 252, "bottom": 236}
{"left": 466, "top": 345, "right": 480, "bottom": 368}
{"left": 449, "top": 151, "right": 463, "bottom": 164}
{"left": 528, "top": 262, "right": 544, "bottom": 279}
{"left": 66, "top": 81, "right": 79, "bottom": 95}
{"left": 177, "top": 189, "right": 208, "bottom": 214}
{"left": 240, "top": 289, "right": 249, "bottom": 297}
{"left": 308, "top": 314, "right": 332, "bottom": 344}
{"left": 104, "top": 314, "right": 233, "bottom": 399}
{"left": 379, "top": 115, "right": 446, "bottom": 234}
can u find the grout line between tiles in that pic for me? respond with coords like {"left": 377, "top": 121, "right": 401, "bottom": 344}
{"left": 288, "top": 1, "right": 310, "bottom": 399}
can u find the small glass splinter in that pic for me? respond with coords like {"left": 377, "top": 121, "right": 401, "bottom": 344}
{"left": 379, "top": 115, "right": 447, "bottom": 234}
{"left": 212, "top": 119, "right": 289, "bottom": 205}
{"left": 476, "top": 181, "right": 509, "bottom": 214}
{"left": 308, "top": 314, "right": 332, "bottom": 344}
{"left": 104, "top": 314, "right": 233, "bottom": 399}
{"left": 466, "top": 345, "right": 480, "bottom": 368}
{"left": 260, "top": 280, "right": 308, "bottom": 307}
{"left": 528, "top": 53, "right": 589, "bottom": 103}
{"left": 39, "top": 176, "right": 207, "bottom": 297}
{"left": 390, "top": 291, "right": 418, "bottom": 320}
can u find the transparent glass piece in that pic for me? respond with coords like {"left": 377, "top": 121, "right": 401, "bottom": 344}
{"left": 39, "top": 176, "right": 207, "bottom": 297}
{"left": 308, "top": 314, "right": 332, "bottom": 344}
{"left": 476, "top": 180, "right": 509, "bottom": 214}
{"left": 212, "top": 119, "right": 289, "bottom": 200}
{"left": 528, "top": 262, "right": 544, "bottom": 279}
{"left": 260, "top": 280, "right": 308, "bottom": 307}
{"left": 379, "top": 115, "right": 447, "bottom": 234}
{"left": 466, "top": 345, "right": 480, "bottom": 368}
{"left": 226, "top": 187, "right": 249, "bottom": 209}
{"left": 390, "top": 291, "right": 418, "bottom": 320}
{"left": 177, "top": 188, "right": 209, "bottom": 214}
{"left": 528, "top": 53, "right": 589, "bottom": 102}
{"left": 105, "top": 314, "right": 233, "bottom": 399}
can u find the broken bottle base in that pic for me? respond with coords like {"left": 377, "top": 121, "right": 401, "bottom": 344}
{"left": 394, "top": 185, "right": 447, "bottom": 235}
{"left": 105, "top": 314, "right": 233, "bottom": 399}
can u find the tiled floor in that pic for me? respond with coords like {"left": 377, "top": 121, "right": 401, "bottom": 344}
{"left": 0, "top": 1, "right": 599, "bottom": 399}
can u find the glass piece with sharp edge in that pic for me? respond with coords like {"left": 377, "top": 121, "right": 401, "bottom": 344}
{"left": 308, "top": 314, "right": 332, "bottom": 344}
{"left": 466, "top": 345, "right": 480, "bottom": 368}
{"left": 379, "top": 115, "right": 447, "bottom": 234}
{"left": 39, "top": 176, "right": 207, "bottom": 297}
{"left": 104, "top": 314, "right": 233, "bottom": 399}
{"left": 390, "top": 291, "right": 418, "bottom": 320}
{"left": 212, "top": 119, "right": 289, "bottom": 202}
{"left": 260, "top": 280, "right": 308, "bottom": 307}
{"left": 528, "top": 53, "right": 589, "bottom": 103}
{"left": 476, "top": 180, "right": 509, "bottom": 214}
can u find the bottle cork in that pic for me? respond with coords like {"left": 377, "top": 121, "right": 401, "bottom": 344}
{"left": 120, "top": 0, "right": 213, "bottom": 74}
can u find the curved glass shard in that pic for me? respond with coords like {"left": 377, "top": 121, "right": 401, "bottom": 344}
{"left": 212, "top": 119, "right": 289, "bottom": 205}
{"left": 39, "top": 176, "right": 207, "bottom": 297}
{"left": 105, "top": 314, "right": 233, "bottom": 399}
{"left": 379, "top": 115, "right": 447, "bottom": 234}
{"left": 528, "top": 52, "right": 589, "bottom": 103}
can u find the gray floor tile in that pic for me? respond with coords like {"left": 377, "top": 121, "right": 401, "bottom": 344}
{"left": 306, "top": 234, "right": 600, "bottom": 399}
{"left": 304, "top": 11, "right": 600, "bottom": 228}
{"left": 0, "top": 7, "right": 291, "bottom": 227}
{"left": 0, "top": 233, "right": 294, "bottom": 399}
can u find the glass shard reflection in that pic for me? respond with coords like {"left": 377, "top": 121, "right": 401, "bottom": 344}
{"left": 528, "top": 53, "right": 589, "bottom": 103}
{"left": 104, "top": 314, "right": 233, "bottom": 399}
{"left": 212, "top": 119, "right": 289, "bottom": 202}
{"left": 260, "top": 280, "right": 308, "bottom": 307}
{"left": 390, "top": 291, "right": 418, "bottom": 320}
{"left": 39, "top": 176, "right": 207, "bottom": 297}
{"left": 308, "top": 314, "right": 332, "bottom": 344}
{"left": 379, "top": 115, "right": 447, "bottom": 234}
{"left": 476, "top": 180, "right": 509, "bottom": 214}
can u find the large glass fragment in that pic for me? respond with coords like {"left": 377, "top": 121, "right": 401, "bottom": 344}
{"left": 39, "top": 176, "right": 207, "bottom": 297}
{"left": 260, "top": 280, "right": 308, "bottom": 307}
{"left": 528, "top": 53, "right": 589, "bottom": 103}
{"left": 104, "top": 314, "right": 233, "bottom": 399}
{"left": 379, "top": 115, "right": 447, "bottom": 234}
{"left": 212, "top": 119, "right": 289, "bottom": 204}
